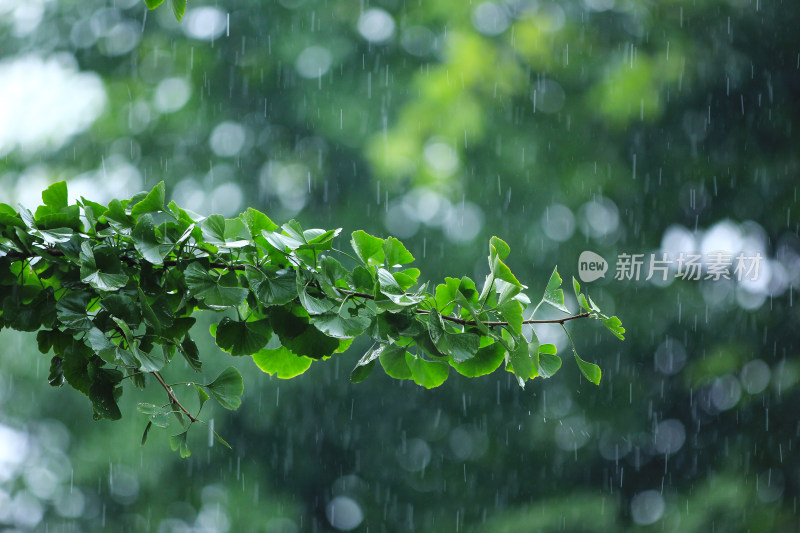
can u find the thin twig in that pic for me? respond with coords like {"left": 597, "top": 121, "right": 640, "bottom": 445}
{"left": 152, "top": 371, "right": 197, "bottom": 423}
{"left": 337, "top": 288, "right": 592, "bottom": 326}
{"left": 5, "top": 250, "right": 594, "bottom": 328}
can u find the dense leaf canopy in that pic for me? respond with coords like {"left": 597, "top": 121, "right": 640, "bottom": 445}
{"left": 0, "top": 181, "right": 622, "bottom": 452}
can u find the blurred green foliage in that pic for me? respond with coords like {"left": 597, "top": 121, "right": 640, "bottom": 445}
{"left": 0, "top": 0, "right": 798, "bottom": 531}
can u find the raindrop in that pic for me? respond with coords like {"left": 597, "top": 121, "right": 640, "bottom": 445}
{"left": 0, "top": 54, "right": 106, "bottom": 156}
{"left": 630, "top": 490, "right": 665, "bottom": 525}
{"left": 210, "top": 182, "right": 244, "bottom": 217}
{"left": 357, "top": 9, "right": 395, "bottom": 44}
{"left": 554, "top": 416, "right": 591, "bottom": 451}
{"left": 654, "top": 337, "right": 687, "bottom": 375}
{"left": 397, "top": 438, "right": 431, "bottom": 472}
{"left": 709, "top": 374, "right": 742, "bottom": 411}
{"left": 542, "top": 385, "right": 573, "bottom": 419}
{"left": 401, "top": 26, "right": 436, "bottom": 56}
{"left": 577, "top": 197, "right": 620, "bottom": 239}
{"left": 54, "top": 487, "right": 85, "bottom": 518}
{"left": 210, "top": 121, "right": 247, "bottom": 157}
{"left": 423, "top": 140, "right": 459, "bottom": 178}
{"left": 740, "top": 359, "right": 771, "bottom": 394}
{"left": 385, "top": 201, "right": 420, "bottom": 238}
{"left": 653, "top": 419, "right": 686, "bottom": 455}
{"left": 154, "top": 78, "right": 191, "bottom": 113}
{"left": 326, "top": 496, "right": 364, "bottom": 531}
{"left": 598, "top": 430, "right": 632, "bottom": 461}
{"left": 183, "top": 7, "right": 227, "bottom": 41}
{"left": 295, "top": 45, "right": 332, "bottom": 79}
{"left": 98, "top": 21, "right": 141, "bottom": 56}
{"left": 541, "top": 204, "right": 575, "bottom": 242}
{"left": 11, "top": 491, "right": 44, "bottom": 529}
{"left": 443, "top": 202, "right": 484, "bottom": 243}
{"left": 471, "top": 3, "right": 510, "bottom": 36}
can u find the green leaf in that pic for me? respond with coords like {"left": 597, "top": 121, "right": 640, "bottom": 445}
{"left": 434, "top": 277, "right": 461, "bottom": 315}
{"left": 574, "top": 350, "right": 602, "bottom": 385}
{"left": 138, "top": 289, "right": 161, "bottom": 334}
{"left": 508, "top": 335, "right": 539, "bottom": 385}
{"left": 378, "top": 344, "right": 412, "bottom": 379}
{"left": 101, "top": 293, "right": 142, "bottom": 327}
{"left": 88, "top": 368, "right": 122, "bottom": 421}
{"left": 38, "top": 227, "right": 74, "bottom": 245}
{"left": 204, "top": 367, "right": 244, "bottom": 410}
{"left": 213, "top": 318, "right": 272, "bottom": 356}
{"left": 542, "top": 267, "right": 570, "bottom": 313}
{"left": 242, "top": 207, "right": 278, "bottom": 237}
{"left": 310, "top": 308, "right": 371, "bottom": 339}
{"left": 377, "top": 268, "right": 425, "bottom": 307}
{"left": 135, "top": 345, "right": 165, "bottom": 373}
{"left": 102, "top": 200, "right": 134, "bottom": 233}
{"left": 351, "top": 230, "right": 385, "bottom": 265}
{"left": 601, "top": 315, "right": 626, "bottom": 340}
{"left": 137, "top": 402, "right": 171, "bottom": 428}
{"left": 62, "top": 342, "right": 91, "bottom": 394}
{"left": 179, "top": 335, "right": 202, "bottom": 371}
{"left": 184, "top": 263, "right": 248, "bottom": 307}
{"left": 56, "top": 292, "right": 93, "bottom": 330}
{"left": 170, "top": 0, "right": 186, "bottom": 21}
{"left": 252, "top": 346, "right": 313, "bottom": 378}
{"left": 246, "top": 268, "right": 297, "bottom": 306}
{"left": 383, "top": 237, "right": 414, "bottom": 266}
{"left": 489, "top": 236, "right": 510, "bottom": 261}
{"left": 141, "top": 421, "right": 153, "bottom": 445}
{"left": 79, "top": 243, "right": 129, "bottom": 291}
{"left": 201, "top": 214, "right": 226, "bottom": 244}
{"left": 350, "top": 344, "right": 384, "bottom": 383}
{"left": 111, "top": 316, "right": 134, "bottom": 346}
{"left": 350, "top": 266, "right": 375, "bottom": 292}
{"left": 37, "top": 330, "right": 54, "bottom": 354}
{"left": 536, "top": 344, "right": 562, "bottom": 378}
{"left": 572, "top": 277, "right": 581, "bottom": 301}
{"left": 130, "top": 182, "right": 165, "bottom": 218}
{"left": 488, "top": 237, "right": 522, "bottom": 287}
{"left": 297, "top": 278, "right": 334, "bottom": 315}
{"left": 456, "top": 282, "right": 490, "bottom": 335}
{"left": 169, "top": 431, "right": 191, "bottom": 458}
{"left": 48, "top": 356, "right": 64, "bottom": 386}
{"left": 41, "top": 181, "right": 69, "bottom": 210}
{"left": 577, "top": 293, "right": 591, "bottom": 312}
{"left": 405, "top": 353, "right": 449, "bottom": 388}
{"left": 87, "top": 326, "right": 115, "bottom": 353}
{"left": 161, "top": 317, "right": 196, "bottom": 344}
{"left": 451, "top": 342, "right": 505, "bottom": 378}
{"left": 300, "top": 227, "right": 341, "bottom": 251}
{"left": 427, "top": 310, "right": 480, "bottom": 363}
{"left": 269, "top": 305, "right": 340, "bottom": 359}
{"left": 145, "top": 0, "right": 165, "bottom": 9}
{"left": 132, "top": 214, "right": 169, "bottom": 265}
{"left": 197, "top": 387, "right": 210, "bottom": 408}
{"left": 497, "top": 299, "right": 523, "bottom": 336}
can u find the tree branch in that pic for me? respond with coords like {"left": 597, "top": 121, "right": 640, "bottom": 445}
{"left": 152, "top": 371, "right": 197, "bottom": 423}
{"left": 4, "top": 249, "right": 594, "bottom": 329}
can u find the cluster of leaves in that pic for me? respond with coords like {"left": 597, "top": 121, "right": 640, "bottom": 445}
{"left": 0, "top": 182, "right": 623, "bottom": 454}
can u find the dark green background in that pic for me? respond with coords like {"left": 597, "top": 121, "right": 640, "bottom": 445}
{"left": 0, "top": 0, "right": 798, "bottom": 531}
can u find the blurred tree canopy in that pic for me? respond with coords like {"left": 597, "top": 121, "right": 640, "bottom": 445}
{"left": 0, "top": 0, "right": 797, "bottom": 531}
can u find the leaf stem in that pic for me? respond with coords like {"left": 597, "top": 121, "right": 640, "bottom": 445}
{"left": 152, "top": 371, "right": 197, "bottom": 423}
